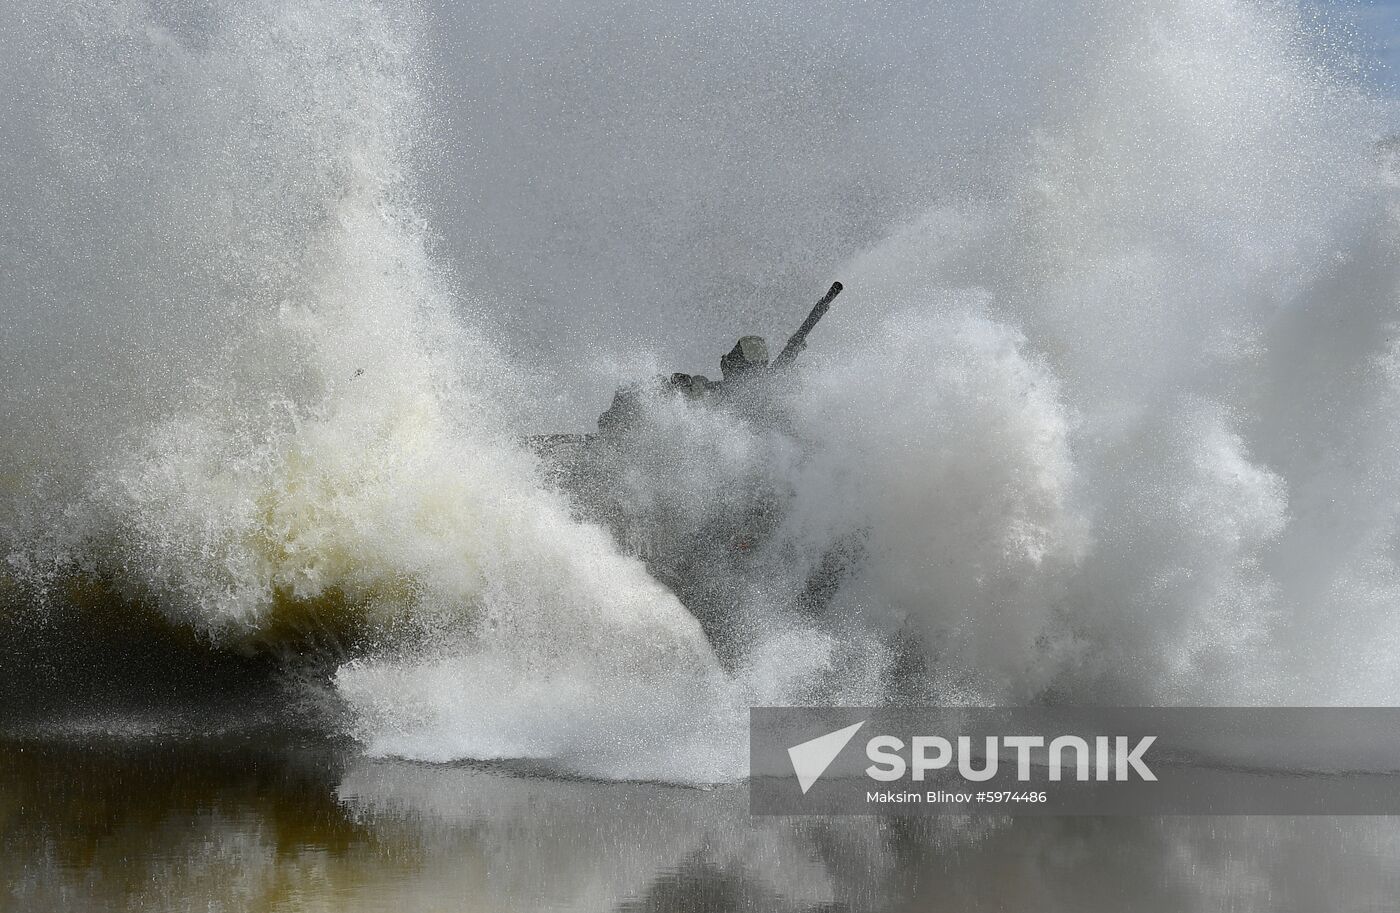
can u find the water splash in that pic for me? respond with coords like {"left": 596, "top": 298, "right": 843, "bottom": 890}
{"left": 1, "top": 0, "right": 1398, "bottom": 779}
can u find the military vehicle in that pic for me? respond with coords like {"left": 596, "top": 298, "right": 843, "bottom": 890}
{"left": 528, "top": 282, "right": 856, "bottom": 658}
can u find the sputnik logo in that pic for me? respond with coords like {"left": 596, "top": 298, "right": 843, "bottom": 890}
{"left": 787, "top": 721, "right": 866, "bottom": 794}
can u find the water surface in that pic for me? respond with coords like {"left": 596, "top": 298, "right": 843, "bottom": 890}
{"left": 6, "top": 736, "right": 1400, "bottom": 912}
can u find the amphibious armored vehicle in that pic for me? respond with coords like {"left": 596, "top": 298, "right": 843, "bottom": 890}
{"left": 528, "top": 282, "right": 854, "bottom": 657}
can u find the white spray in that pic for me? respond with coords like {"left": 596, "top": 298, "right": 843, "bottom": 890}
{"left": 1, "top": 0, "right": 1397, "bottom": 780}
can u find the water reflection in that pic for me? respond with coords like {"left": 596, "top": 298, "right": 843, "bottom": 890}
{"left": 4, "top": 738, "right": 1400, "bottom": 912}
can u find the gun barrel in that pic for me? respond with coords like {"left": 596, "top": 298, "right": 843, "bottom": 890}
{"left": 773, "top": 281, "right": 843, "bottom": 369}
